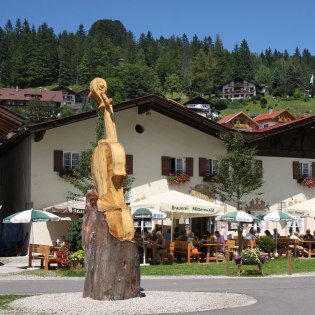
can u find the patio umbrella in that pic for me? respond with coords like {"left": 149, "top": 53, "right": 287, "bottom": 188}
{"left": 132, "top": 208, "right": 152, "bottom": 266}
{"left": 216, "top": 210, "right": 259, "bottom": 252}
{"left": 3, "top": 209, "right": 61, "bottom": 268}
{"left": 131, "top": 207, "right": 167, "bottom": 220}
{"left": 260, "top": 210, "right": 296, "bottom": 255}
{"left": 216, "top": 210, "right": 259, "bottom": 223}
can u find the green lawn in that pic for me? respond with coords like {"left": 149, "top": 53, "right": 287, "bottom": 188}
{"left": 18, "top": 256, "right": 315, "bottom": 277}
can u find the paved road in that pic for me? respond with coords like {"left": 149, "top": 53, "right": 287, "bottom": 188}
{"left": 1, "top": 275, "right": 314, "bottom": 314}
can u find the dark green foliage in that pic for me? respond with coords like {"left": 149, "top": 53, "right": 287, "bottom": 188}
{"left": 257, "top": 236, "right": 275, "bottom": 253}
{"left": 66, "top": 218, "right": 82, "bottom": 252}
{"left": 212, "top": 98, "right": 229, "bottom": 110}
{"left": 23, "top": 98, "right": 59, "bottom": 124}
{"left": 228, "top": 100, "right": 243, "bottom": 109}
{"left": 260, "top": 97, "right": 267, "bottom": 106}
{"left": 1, "top": 17, "right": 315, "bottom": 101}
{"left": 208, "top": 131, "right": 263, "bottom": 205}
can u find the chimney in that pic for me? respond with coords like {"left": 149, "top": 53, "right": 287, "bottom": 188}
{"left": 15, "top": 86, "right": 19, "bottom": 92}
{"left": 268, "top": 108, "right": 273, "bottom": 114}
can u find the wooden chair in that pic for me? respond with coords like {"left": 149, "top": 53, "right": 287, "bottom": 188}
{"left": 28, "top": 244, "right": 61, "bottom": 271}
{"left": 162, "top": 241, "right": 175, "bottom": 264}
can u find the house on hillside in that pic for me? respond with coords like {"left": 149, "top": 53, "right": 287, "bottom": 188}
{"left": 50, "top": 86, "right": 83, "bottom": 110}
{"left": 0, "top": 87, "right": 63, "bottom": 108}
{"left": 218, "top": 112, "right": 259, "bottom": 131}
{"left": 184, "top": 96, "right": 220, "bottom": 119}
{"left": 1, "top": 94, "right": 315, "bottom": 253}
{"left": 254, "top": 109, "right": 296, "bottom": 129}
{"left": 219, "top": 78, "right": 265, "bottom": 100}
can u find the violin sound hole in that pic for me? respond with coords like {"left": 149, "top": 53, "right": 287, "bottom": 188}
{"left": 135, "top": 124, "right": 144, "bottom": 134}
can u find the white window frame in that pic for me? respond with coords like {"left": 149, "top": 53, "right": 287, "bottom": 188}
{"left": 206, "top": 159, "right": 218, "bottom": 175}
{"left": 63, "top": 152, "right": 80, "bottom": 170}
{"left": 300, "top": 162, "right": 312, "bottom": 177}
{"left": 170, "top": 157, "right": 186, "bottom": 173}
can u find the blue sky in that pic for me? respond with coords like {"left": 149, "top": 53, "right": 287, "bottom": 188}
{"left": 2, "top": 0, "right": 315, "bottom": 55}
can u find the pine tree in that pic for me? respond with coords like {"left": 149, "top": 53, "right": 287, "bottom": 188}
{"left": 272, "top": 68, "right": 281, "bottom": 89}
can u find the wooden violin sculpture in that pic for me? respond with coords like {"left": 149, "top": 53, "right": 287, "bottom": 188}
{"left": 89, "top": 77, "right": 134, "bottom": 241}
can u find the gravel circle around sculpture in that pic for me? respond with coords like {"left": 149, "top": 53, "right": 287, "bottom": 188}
{"left": 8, "top": 291, "right": 256, "bottom": 314}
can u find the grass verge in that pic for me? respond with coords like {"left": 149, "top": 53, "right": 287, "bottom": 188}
{"left": 19, "top": 256, "right": 315, "bottom": 277}
{"left": 0, "top": 295, "right": 30, "bottom": 310}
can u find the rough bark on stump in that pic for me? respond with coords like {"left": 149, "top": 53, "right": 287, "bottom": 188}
{"left": 83, "top": 191, "right": 141, "bottom": 300}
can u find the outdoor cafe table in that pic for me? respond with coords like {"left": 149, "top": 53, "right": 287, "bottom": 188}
{"left": 302, "top": 240, "right": 315, "bottom": 258}
{"left": 202, "top": 243, "right": 227, "bottom": 263}
{"left": 143, "top": 241, "right": 157, "bottom": 264}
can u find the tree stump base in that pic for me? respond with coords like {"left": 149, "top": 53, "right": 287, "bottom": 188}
{"left": 83, "top": 191, "right": 141, "bottom": 300}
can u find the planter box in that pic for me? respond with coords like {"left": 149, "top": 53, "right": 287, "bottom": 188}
{"left": 237, "top": 261, "right": 263, "bottom": 276}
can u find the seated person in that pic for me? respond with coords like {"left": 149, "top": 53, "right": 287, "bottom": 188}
{"left": 273, "top": 228, "right": 280, "bottom": 238}
{"left": 244, "top": 227, "right": 256, "bottom": 240}
{"left": 303, "top": 229, "right": 314, "bottom": 241}
{"left": 154, "top": 231, "right": 166, "bottom": 264}
{"left": 164, "top": 229, "right": 172, "bottom": 241}
{"left": 187, "top": 232, "right": 198, "bottom": 252}
{"left": 289, "top": 233, "right": 309, "bottom": 256}
{"left": 177, "top": 230, "right": 188, "bottom": 241}
{"left": 214, "top": 231, "right": 225, "bottom": 252}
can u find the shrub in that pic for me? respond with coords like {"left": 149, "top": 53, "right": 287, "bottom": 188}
{"left": 228, "top": 100, "right": 243, "bottom": 109}
{"left": 260, "top": 97, "right": 267, "bottom": 106}
{"left": 66, "top": 218, "right": 83, "bottom": 252}
{"left": 212, "top": 98, "right": 229, "bottom": 110}
{"left": 257, "top": 236, "right": 275, "bottom": 253}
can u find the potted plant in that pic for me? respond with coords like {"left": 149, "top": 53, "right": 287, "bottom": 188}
{"left": 70, "top": 249, "right": 85, "bottom": 270}
{"left": 235, "top": 248, "right": 268, "bottom": 265}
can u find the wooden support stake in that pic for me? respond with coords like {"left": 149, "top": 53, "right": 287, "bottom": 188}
{"left": 287, "top": 249, "right": 292, "bottom": 275}
{"left": 225, "top": 250, "right": 230, "bottom": 276}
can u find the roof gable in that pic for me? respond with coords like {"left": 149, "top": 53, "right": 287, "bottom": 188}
{"left": 184, "top": 96, "right": 213, "bottom": 105}
{"left": 254, "top": 109, "right": 296, "bottom": 122}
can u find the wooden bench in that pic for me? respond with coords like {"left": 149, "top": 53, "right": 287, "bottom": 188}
{"left": 174, "top": 241, "right": 202, "bottom": 263}
{"left": 28, "top": 244, "right": 61, "bottom": 271}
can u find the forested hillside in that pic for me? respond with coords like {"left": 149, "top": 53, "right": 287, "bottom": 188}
{"left": 1, "top": 18, "right": 315, "bottom": 105}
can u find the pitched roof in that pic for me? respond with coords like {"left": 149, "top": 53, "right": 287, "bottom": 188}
{"left": 244, "top": 115, "right": 315, "bottom": 142}
{"left": 0, "top": 107, "right": 24, "bottom": 137}
{"left": 184, "top": 96, "right": 213, "bottom": 106}
{"left": 0, "top": 94, "right": 231, "bottom": 154}
{"left": 253, "top": 109, "right": 296, "bottom": 122}
{"left": 218, "top": 112, "right": 259, "bottom": 126}
{"left": 0, "top": 88, "right": 63, "bottom": 103}
{"left": 217, "top": 112, "right": 242, "bottom": 124}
